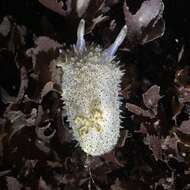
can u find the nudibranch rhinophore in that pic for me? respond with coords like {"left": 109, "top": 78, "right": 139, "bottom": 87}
{"left": 56, "top": 20, "right": 127, "bottom": 156}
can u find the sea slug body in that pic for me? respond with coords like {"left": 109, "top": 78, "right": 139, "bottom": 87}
{"left": 57, "top": 20, "right": 127, "bottom": 156}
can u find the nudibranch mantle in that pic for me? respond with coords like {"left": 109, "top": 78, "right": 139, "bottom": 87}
{"left": 56, "top": 20, "right": 127, "bottom": 156}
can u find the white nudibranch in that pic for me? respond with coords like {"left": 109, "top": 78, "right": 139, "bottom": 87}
{"left": 57, "top": 19, "right": 127, "bottom": 156}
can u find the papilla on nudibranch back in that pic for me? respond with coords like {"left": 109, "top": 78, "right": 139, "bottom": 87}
{"left": 56, "top": 19, "right": 127, "bottom": 156}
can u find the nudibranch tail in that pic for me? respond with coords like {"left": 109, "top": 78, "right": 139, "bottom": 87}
{"left": 102, "top": 25, "right": 127, "bottom": 63}
{"left": 74, "top": 19, "right": 86, "bottom": 54}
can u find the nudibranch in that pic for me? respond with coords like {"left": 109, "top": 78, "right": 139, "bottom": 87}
{"left": 56, "top": 20, "right": 127, "bottom": 156}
